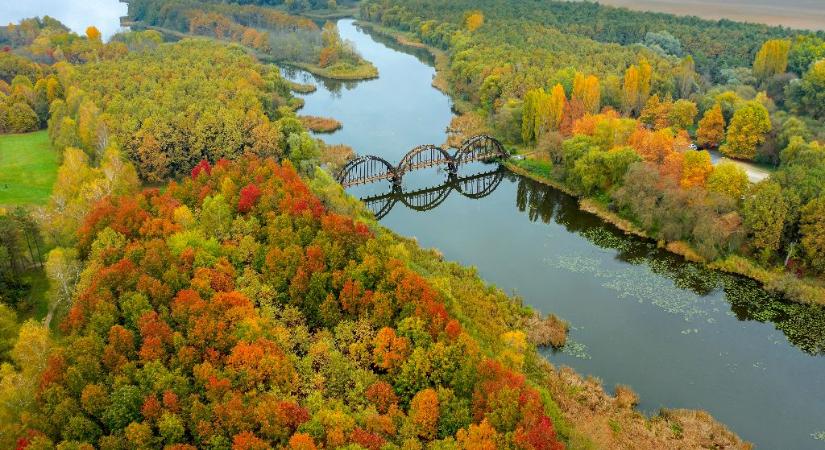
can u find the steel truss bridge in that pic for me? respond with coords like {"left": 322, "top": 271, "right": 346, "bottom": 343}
{"left": 335, "top": 135, "right": 507, "bottom": 188}
{"left": 357, "top": 167, "right": 505, "bottom": 220}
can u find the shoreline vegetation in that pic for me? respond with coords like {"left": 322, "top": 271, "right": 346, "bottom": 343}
{"left": 285, "top": 79, "right": 317, "bottom": 93}
{"left": 132, "top": 22, "right": 380, "bottom": 81}
{"left": 281, "top": 59, "right": 378, "bottom": 80}
{"left": 354, "top": 21, "right": 454, "bottom": 97}
{"left": 508, "top": 157, "right": 825, "bottom": 305}
{"left": 300, "top": 115, "right": 344, "bottom": 133}
{"left": 314, "top": 172, "right": 751, "bottom": 449}
{"left": 354, "top": 15, "right": 825, "bottom": 308}
{"left": 125, "top": 0, "right": 380, "bottom": 82}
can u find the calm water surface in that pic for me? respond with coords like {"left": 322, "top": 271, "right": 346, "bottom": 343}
{"left": 285, "top": 19, "right": 825, "bottom": 450}
{"left": 0, "top": 0, "right": 127, "bottom": 40}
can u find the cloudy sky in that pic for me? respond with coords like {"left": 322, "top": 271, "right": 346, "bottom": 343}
{"left": 1, "top": 0, "right": 128, "bottom": 40}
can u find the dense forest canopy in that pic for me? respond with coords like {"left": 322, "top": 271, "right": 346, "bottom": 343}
{"left": 0, "top": 14, "right": 576, "bottom": 450}
{"left": 0, "top": 0, "right": 824, "bottom": 447}
{"left": 2, "top": 155, "right": 567, "bottom": 450}
{"left": 362, "top": 0, "right": 823, "bottom": 80}
{"left": 48, "top": 39, "right": 296, "bottom": 182}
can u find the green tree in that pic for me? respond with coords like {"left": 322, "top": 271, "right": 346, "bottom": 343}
{"left": 743, "top": 181, "right": 788, "bottom": 262}
{"left": 669, "top": 99, "right": 698, "bottom": 130}
{"left": 786, "top": 59, "right": 825, "bottom": 119}
{"left": 799, "top": 197, "right": 825, "bottom": 273}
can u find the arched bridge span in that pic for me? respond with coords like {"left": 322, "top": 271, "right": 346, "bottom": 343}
{"left": 336, "top": 135, "right": 507, "bottom": 188}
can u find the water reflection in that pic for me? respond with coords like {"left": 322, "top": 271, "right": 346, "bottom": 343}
{"left": 513, "top": 173, "right": 825, "bottom": 355}
{"left": 355, "top": 165, "right": 504, "bottom": 219}
{"left": 280, "top": 65, "right": 361, "bottom": 97}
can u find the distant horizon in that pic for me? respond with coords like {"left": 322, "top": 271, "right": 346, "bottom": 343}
{"left": 570, "top": 0, "right": 825, "bottom": 31}
{"left": 0, "top": 0, "right": 127, "bottom": 40}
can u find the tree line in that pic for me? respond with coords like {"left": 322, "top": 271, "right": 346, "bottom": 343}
{"left": 361, "top": 0, "right": 825, "bottom": 301}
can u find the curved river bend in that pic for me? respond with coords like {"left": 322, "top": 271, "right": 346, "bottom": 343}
{"left": 284, "top": 19, "right": 825, "bottom": 449}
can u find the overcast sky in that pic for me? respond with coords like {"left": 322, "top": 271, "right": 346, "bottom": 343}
{"left": 1, "top": 0, "right": 128, "bottom": 40}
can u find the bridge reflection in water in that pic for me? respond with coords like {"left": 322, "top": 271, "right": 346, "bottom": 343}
{"left": 356, "top": 166, "right": 505, "bottom": 220}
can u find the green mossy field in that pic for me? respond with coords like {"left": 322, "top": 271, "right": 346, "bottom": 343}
{"left": 0, "top": 130, "right": 57, "bottom": 206}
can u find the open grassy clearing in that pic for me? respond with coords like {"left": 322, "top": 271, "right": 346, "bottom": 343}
{"left": 0, "top": 131, "right": 57, "bottom": 207}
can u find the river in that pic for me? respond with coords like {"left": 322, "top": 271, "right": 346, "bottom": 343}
{"left": 284, "top": 19, "right": 825, "bottom": 450}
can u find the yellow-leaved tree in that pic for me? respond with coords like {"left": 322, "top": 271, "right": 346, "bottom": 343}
{"left": 465, "top": 12, "right": 484, "bottom": 32}
{"left": 547, "top": 83, "right": 567, "bottom": 131}
{"left": 753, "top": 39, "right": 791, "bottom": 81}
{"left": 572, "top": 72, "right": 600, "bottom": 114}
{"left": 697, "top": 103, "right": 726, "bottom": 149}
{"left": 721, "top": 100, "right": 771, "bottom": 160}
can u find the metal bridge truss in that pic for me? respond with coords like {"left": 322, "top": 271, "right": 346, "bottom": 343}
{"left": 336, "top": 135, "right": 507, "bottom": 188}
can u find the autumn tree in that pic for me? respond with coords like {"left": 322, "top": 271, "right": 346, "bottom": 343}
{"left": 622, "top": 58, "right": 652, "bottom": 116}
{"left": 743, "top": 181, "right": 788, "bottom": 262}
{"left": 680, "top": 150, "right": 713, "bottom": 188}
{"left": 697, "top": 103, "right": 726, "bottom": 149}
{"left": 707, "top": 162, "right": 749, "bottom": 200}
{"left": 85, "top": 26, "right": 102, "bottom": 42}
{"left": 465, "top": 12, "right": 484, "bottom": 32}
{"left": 546, "top": 83, "right": 566, "bottom": 132}
{"left": 572, "top": 72, "right": 600, "bottom": 114}
{"left": 373, "top": 327, "right": 410, "bottom": 372}
{"left": 753, "top": 39, "right": 791, "bottom": 81}
{"left": 721, "top": 100, "right": 771, "bottom": 160}
{"left": 409, "top": 388, "right": 439, "bottom": 440}
{"left": 638, "top": 95, "right": 668, "bottom": 129}
{"left": 44, "top": 247, "right": 81, "bottom": 327}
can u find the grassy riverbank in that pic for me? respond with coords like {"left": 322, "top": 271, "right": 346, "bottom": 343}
{"left": 508, "top": 157, "right": 825, "bottom": 306}
{"left": 282, "top": 59, "right": 378, "bottom": 80}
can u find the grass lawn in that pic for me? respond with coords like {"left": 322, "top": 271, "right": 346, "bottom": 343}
{"left": 0, "top": 130, "right": 57, "bottom": 207}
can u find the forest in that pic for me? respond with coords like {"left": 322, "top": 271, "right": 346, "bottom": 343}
{"left": 127, "top": 0, "right": 378, "bottom": 79}
{"left": 0, "top": 13, "right": 579, "bottom": 450}
{"left": 361, "top": 0, "right": 825, "bottom": 305}
{"left": 0, "top": 0, "right": 823, "bottom": 448}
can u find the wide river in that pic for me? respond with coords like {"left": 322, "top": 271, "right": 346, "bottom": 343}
{"left": 285, "top": 19, "right": 825, "bottom": 450}
{"left": 5, "top": 0, "right": 823, "bottom": 444}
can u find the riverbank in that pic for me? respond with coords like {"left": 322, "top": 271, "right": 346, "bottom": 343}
{"left": 350, "top": 18, "right": 825, "bottom": 307}
{"left": 280, "top": 59, "right": 378, "bottom": 81}
{"left": 353, "top": 21, "right": 459, "bottom": 105}
{"left": 507, "top": 157, "right": 825, "bottom": 306}
{"left": 310, "top": 169, "right": 750, "bottom": 449}
{"left": 129, "top": 22, "right": 378, "bottom": 81}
